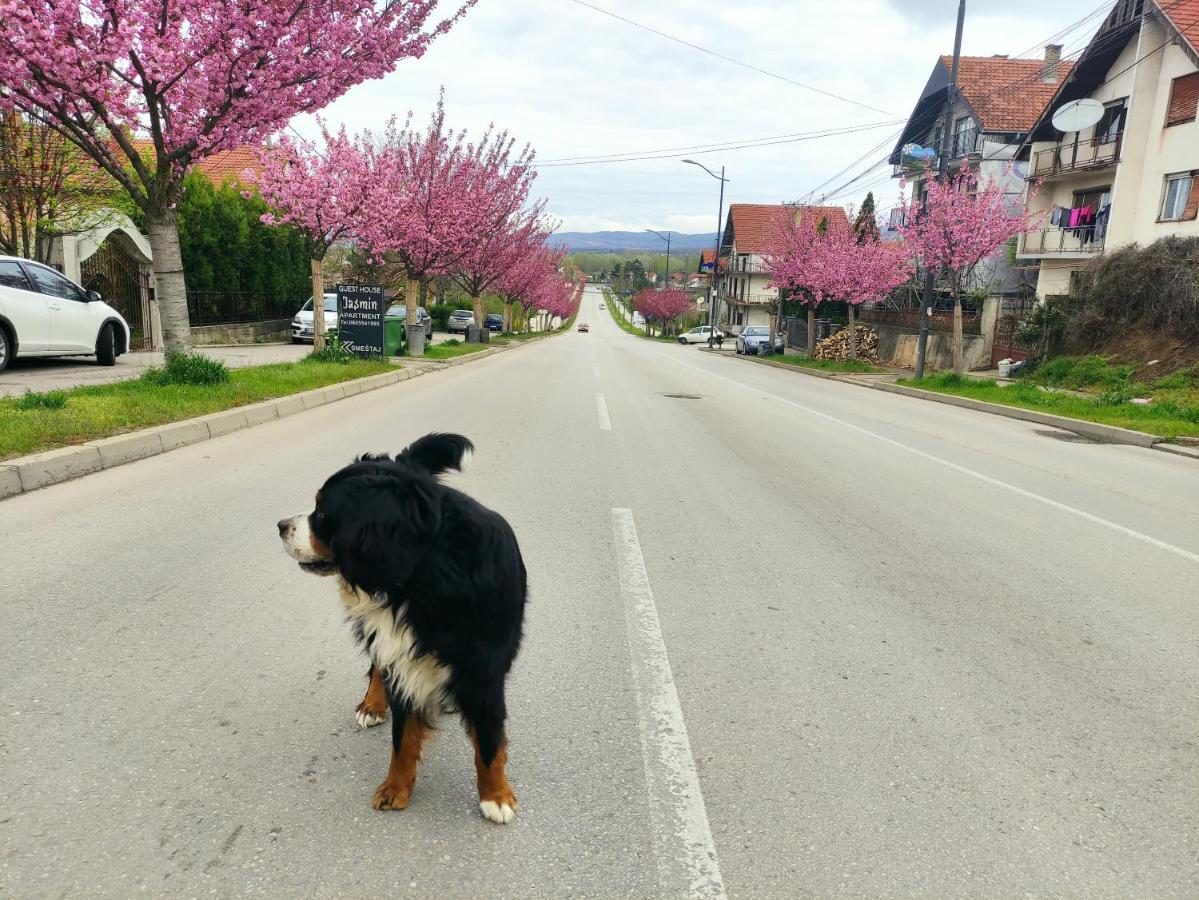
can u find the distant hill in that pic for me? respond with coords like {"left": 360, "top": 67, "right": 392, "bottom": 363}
{"left": 549, "top": 231, "right": 714, "bottom": 253}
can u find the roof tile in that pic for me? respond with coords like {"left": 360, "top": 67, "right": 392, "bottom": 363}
{"left": 727, "top": 203, "right": 848, "bottom": 253}
{"left": 943, "top": 55, "right": 1075, "bottom": 132}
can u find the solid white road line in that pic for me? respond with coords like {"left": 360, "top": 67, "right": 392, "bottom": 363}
{"left": 610, "top": 508, "right": 727, "bottom": 900}
{"left": 596, "top": 392, "right": 612, "bottom": 431}
{"left": 670, "top": 356, "right": 1199, "bottom": 566}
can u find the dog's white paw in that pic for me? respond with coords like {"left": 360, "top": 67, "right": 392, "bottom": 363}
{"left": 356, "top": 710, "right": 385, "bottom": 729}
{"left": 479, "top": 800, "right": 516, "bottom": 824}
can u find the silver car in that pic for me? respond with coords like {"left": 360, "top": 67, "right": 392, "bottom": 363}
{"left": 447, "top": 309, "right": 475, "bottom": 335}
{"left": 735, "top": 325, "right": 774, "bottom": 355}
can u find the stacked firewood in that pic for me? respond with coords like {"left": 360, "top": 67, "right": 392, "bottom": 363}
{"left": 813, "top": 325, "right": 880, "bottom": 363}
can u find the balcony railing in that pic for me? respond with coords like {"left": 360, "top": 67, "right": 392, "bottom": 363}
{"left": 1020, "top": 227, "right": 1105, "bottom": 256}
{"left": 1031, "top": 133, "right": 1122, "bottom": 177}
{"left": 726, "top": 259, "right": 773, "bottom": 276}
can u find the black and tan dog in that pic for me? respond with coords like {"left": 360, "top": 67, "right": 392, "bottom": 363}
{"left": 278, "top": 434, "right": 527, "bottom": 824}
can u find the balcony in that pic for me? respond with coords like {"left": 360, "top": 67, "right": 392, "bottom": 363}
{"left": 1031, "top": 133, "right": 1122, "bottom": 178}
{"left": 726, "top": 258, "right": 773, "bottom": 276}
{"left": 1019, "top": 227, "right": 1105, "bottom": 257}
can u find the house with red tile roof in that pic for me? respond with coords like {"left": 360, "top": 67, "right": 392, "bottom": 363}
{"left": 717, "top": 203, "right": 848, "bottom": 330}
{"left": 1016, "top": 0, "right": 1199, "bottom": 298}
{"left": 888, "top": 45, "right": 1073, "bottom": 300}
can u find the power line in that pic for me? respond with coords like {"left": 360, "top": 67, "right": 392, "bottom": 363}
{"left": 531, "top": 120, "right": 904, "bottom": 168}
{"left": 569, "top": 0, "right": 899, "bottom": 117}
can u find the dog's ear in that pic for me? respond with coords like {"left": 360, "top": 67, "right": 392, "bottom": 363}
{"left": 399, "top": 433, "right": 474, "bottom": 476}
{"left": 331, "top": 474, "right": 442, "bottom": 592}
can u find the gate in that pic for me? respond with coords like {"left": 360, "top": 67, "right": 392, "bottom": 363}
{"left": 80, "top": 237, "right": 154, "bottom": 350}
{"left": 991, "top": 297, "right": 1034, "bottom": 366}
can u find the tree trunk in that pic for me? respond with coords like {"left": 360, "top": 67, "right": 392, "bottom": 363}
{"left": 953, "top": 291, "right": 964, "bottom": 375}
{"left": 309, "top": 255, "right": 326, "bottom": 352}
{"left": 472, "top": 293, "right": 484, "bottom": 341}
{"left": 847, "top": 304, "right": 857, "bottom": 360}
{"left": 807, "top": 305, "right": 815, "bottom": 357}
{"left": 502, "top": 300, "right": 513, "bottom": 333}
{"left": 145, "top": 206, "right": 192, "bottom": 352}
{"left": 405, "top": 276, "right": 419, "bottom": 323}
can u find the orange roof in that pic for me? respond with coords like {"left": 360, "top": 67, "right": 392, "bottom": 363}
{"left": 945, "top": 55, "right": 1076, "bottom": 132}
{"left": 726, "top": 203, "right": 848, "bottom": 253}
{"left": 1157, "top": 0, "right": 1199, "bottom": 52}
{"left": 126, "top": 138, "right": 262, "bottom": 183}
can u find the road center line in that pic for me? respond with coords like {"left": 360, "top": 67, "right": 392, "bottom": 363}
{"left": 669, "top": 356, "right": 1199, "bottom": 565}
{"left": 596, "top": 392, "right": 611, "bottom": 431}
{"left": 593, "top": 365, "right": 600, "bottom": 378}
{"left": 610, "top": 508, "right": 726, "bottom": 900}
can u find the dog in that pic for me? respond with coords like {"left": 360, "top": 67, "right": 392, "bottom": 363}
{"left": 277, "top": 433, "right": 527, "bottom": 824}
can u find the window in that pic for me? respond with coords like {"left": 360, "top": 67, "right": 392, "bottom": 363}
{"left": 1166, "top": 72, "right": 1199, "bottom": 127}
{"left": 1094, "top": 100, "right": 1126, "bottom": 144}
{"left": 1160, "top": 171, "right": 1198, "bottom": 221}
{"left": 23, "top": 263, "right": 87, "bottom": 301}
{"left": 952, "top": 116, "right": 976, "bottom": 157}
{"left": 0, "top": 261, "right": 32, "bottom": 291}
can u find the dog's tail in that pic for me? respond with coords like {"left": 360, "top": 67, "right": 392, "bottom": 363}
{"left": 400, "top": 433, "right": 474, "bottom": 476}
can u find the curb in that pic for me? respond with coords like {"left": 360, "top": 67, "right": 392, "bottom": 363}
{"left": 868, "top": 381, "right": 1161, "bottom": 447}
{"left": 0, "top": 341, "right": 534, "bottom": 502}
{"left": 723, "top": 349, "right": 1186, "bottom": 455}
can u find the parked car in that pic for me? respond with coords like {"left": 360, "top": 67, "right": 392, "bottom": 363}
{"left": 0, "top": 255, "right": 131, "bottom": 371}
{"left": 484, "top": 313, "right": 504, "bottom": 332}
{"left": 447, "top": 309, "right": 475, "bottom": 335}
{"left": 292, "top": 293, "right": 338, "bottom": 343}
{"left": 578, "top": 322, "right": 590, "bottom": 333}
{"left": 735, "top": 325, "right": 777, "bottom": 355}
{"left": 677, "top": 325, "right": 725, "bottom": 345}
{"left": 385, "top": 304, "right": 430, "bottom": 328}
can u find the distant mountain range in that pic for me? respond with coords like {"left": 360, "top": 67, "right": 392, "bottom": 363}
{"left": 549, "top": 231, "right": 714, "bottom": 253}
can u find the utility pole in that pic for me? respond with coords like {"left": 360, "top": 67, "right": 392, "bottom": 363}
{"left": 915, "top": 0, "right": 965, "bottom": 379}
{"left": 682, "top": 159, "right": 728, "bottom": 343}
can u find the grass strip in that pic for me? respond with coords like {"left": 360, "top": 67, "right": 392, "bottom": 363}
{"left": 762, "top": 354, "right": 885, "bottom": 374}
{"left": 423, "top": 341, "right": 490, "bottom": 360}
{"left": 1, "top": 358, "right": 393, "bottom": 460}
{"left": 900, "top": 373, "right": 1199, "bottom": 439}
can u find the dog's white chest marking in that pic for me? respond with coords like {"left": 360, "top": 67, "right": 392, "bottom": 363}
{"left": 339, "top": 582, "right": 451, "bottom": 713}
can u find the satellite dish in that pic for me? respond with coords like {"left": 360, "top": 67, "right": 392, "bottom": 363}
{"left": 1052, "top": 99, "right": 1104, "bottom": 132}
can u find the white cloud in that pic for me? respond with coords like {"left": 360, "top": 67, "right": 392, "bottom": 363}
{"left": 300, "top": 0, "right": 1102, "bottom": 232}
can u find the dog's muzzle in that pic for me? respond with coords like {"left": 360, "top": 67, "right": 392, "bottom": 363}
{"left": 277, "top": 513, "right": 337, "bottom": 575}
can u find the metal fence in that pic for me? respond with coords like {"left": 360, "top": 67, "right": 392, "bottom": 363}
{"left": 857, "top": 305, "right": 982, "bottom": 335}
{"left": 186, "top": 292, "right": 303, "bottom": 326}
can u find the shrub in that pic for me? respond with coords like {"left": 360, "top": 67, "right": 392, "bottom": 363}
{"left": 304, "top": 334, "right": 354, "bottom": 364}
{"left": 441, "top": 338, "right": 461, "bottom": 346}
{"left": 141, "top": 351, "right": 230, "bottom": 386}
{"left": 1015, "top": 302, "right": 1065, "bottom": 356}
{"left": 1069, "top": 235, "right": 1199, "bottom": 341}
{"left": 1036, "top": 355, "right": 1135, "bottom": 390}
{"left": 15, "top": 389, "right": 68, "bottom": 410}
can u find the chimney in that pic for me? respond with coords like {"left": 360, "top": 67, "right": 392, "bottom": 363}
{"left": 1043, "top": 44, "right": 1062, "bottom": 83}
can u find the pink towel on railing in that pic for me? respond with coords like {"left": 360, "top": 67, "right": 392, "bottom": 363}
{"left": 1069, "top": 208, "right": 1082, "bottom": 228}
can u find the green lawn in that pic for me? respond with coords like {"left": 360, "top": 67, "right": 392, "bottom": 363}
{"left": 761, "top": 354, "right": 885, "bottom": 374}
{"left": 1, "top": 358, "right": 393, "bottom": 460}
{"left": 423, "top": 341, "right": 491, "bottom": 360}
{"left": 604, "top": 295, "right": 646, "bottom": 336}
{"left": 899, "top": 372, "right": 1199, "bottom": 439}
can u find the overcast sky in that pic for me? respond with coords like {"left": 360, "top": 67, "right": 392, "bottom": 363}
{"left": 299, "top": 0, "right": 1106, "bottom": 234}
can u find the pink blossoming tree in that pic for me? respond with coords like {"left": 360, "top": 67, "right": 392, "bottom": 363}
{"left": 497, "top": 245, "right": 562, "bottom": 333}
{"left": 765, "top": 210, "right": 822, "bottom": 355}
{"left": 634, "top": 287, "right": 692, "bottom": 337}
{"left": 453, "top": 207, "right": 552, "bottom": 337}
{"left": 0, "top": 0, "right": 470, "bottom": 350}
{"left": 899, "top": 164, "right": 1045, "bottom": 372}
{"left": 252, "top": 122, "right": 398, "bottom": 351}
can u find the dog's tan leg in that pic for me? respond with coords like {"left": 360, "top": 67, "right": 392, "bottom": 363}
{"left": 355, "top": 665, "right": 388, "bottom": 728}
{"left": 470, "top": 729, "right": 517, "bottom": 824}
{"left": 372, "top": 713, "right": 429, "bottom": 810}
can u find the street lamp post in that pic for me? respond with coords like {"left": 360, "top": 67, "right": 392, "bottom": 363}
{"left": 644, "top": 229, "right": 672, "bottom": 291}
{"left": 682, "top": 159, "right": 728, "bottom": 345}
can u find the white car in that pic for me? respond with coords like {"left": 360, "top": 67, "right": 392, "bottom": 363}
{"left": 292, "top": 293, "right": 338, "bottom": 342}
{"left": 677, "top": 325, "right": 725, "bottom": 345}
{"left": 447, "top": 309, "right": 475, "bottom": 335}
{"left": 0, "top": 255, "right": 131, "bottom": 372}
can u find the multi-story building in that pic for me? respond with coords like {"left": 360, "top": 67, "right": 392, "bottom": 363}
{"left": 716, "top": 203, "right": 846, "bottom": 330}
{"left": 889, "top": 47, "right": 1072, "bottom": 298}
{"left": 1017, "top": 0, "right": 1198, "bottom": 297}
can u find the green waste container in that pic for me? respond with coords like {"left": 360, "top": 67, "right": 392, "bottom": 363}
{"left": 384, "top": 317, "right": 406, "bottom": 357}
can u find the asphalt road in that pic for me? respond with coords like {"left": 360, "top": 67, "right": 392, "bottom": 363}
{"left": 2, "top": 285, "right": 1196, "bottom": 898}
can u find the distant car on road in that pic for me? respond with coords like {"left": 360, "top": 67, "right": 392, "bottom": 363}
{"left": 447, "top": 309, "right": 475, "bottom": 335}
{"left": 735, "top": 325, "right": 778, "bottom": 355}
{"left": 484, "top": 313, "right": 503, "bottom": 333}
{"left": 677, "top": 325, "right": 724, "bottom": 345}
{"left": 598, "top": 303, "right": 605, "bottom": 310}
{"left": 577, "top": 322, "right": 590, "bottom": 333}
{"left": 0, "top": 255, "right": 131, "bottom": 371}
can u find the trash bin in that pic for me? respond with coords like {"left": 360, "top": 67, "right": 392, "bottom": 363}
{"left": 384, "top": 317, "right": 405, "bottom": 357}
